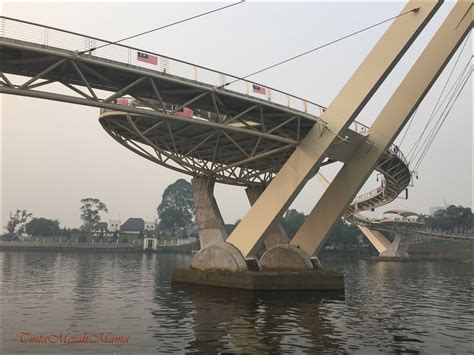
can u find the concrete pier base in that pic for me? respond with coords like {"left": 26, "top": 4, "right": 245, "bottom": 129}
{"left": 259, "top": 244, "right": 313, "bottom": 271}
{"left": 191, "top": 241, "right": 248, "bottom": 272}
{"left": 171, "top": 268, "right": 344, "bottom": 291}
{"left": 379, "top": 234, "right": 410, "bottom": 258}
{"left": 379, "top": 250, "right": 410, "bottom": 258}
{"left": 187, "top": 181, "right": 342, "bottom": 290}
{"left": 375, "top": 256, "right": 411, "bottom": 262}
{"left": 360, "top": 227, "right": 411, "bottom": 258}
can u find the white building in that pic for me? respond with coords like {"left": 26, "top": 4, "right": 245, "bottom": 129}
{"left": 144, "top": 221, "right": 156, "bottom": 232}
{"left": 108, "top": 219, "right": 121, "bottom": 232}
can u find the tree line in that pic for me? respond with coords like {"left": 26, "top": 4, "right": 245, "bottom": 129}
{"left": 4, "top": 177, "right": 473, "bottom": 247}
{"left": 156, "top": 179, "right": 364, "bottom": 250}
{"left": 424, "top": 205, "right": 473, "bottom": 232}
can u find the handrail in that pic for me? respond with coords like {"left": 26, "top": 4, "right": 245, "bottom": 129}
{"left": 0, "top": 15, "right": 414, "bottom": 152}
{"left": 1, "top": 15, "right": 416, "bottom": 221}
{"left": 0, "top": 15, "right": 327, "bottom": 117}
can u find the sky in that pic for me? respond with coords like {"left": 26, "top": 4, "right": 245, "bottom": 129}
{"left": 1, "top": 1, "right": 472, "bottom": 229}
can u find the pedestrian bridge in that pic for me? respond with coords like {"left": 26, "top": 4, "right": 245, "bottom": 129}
{"left": 353, "top": 208, "right": 473, "bottom": 258}
{"left": 1, "top": 0, "right": 471, "bottom": 287}
{"left": 0, "top": 15, "right": 415, "bottom": 235}
{"left": 0, "top": 15, "right": 409, "bottom": 200}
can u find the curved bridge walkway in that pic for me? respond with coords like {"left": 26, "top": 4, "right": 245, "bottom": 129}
{"left": 0, "top": 15, "right": 371, "bottom": 187}
{"left": 318, "top": 168, "right": 472, "bottom": 258}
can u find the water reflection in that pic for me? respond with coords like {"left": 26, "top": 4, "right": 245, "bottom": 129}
{"left": 173, "top": 285, "right": 345, "bottom": 353}
{"left": 1, "top": 252, "right": 472, "bottom": 354}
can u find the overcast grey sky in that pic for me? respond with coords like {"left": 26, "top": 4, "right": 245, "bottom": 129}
{"left": 1, "top": 1, "right": 472, "bottom": 229}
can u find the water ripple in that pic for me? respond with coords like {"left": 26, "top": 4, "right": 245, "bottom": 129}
{"left": 1, "top": 252, "right": 472, "bottom": 354}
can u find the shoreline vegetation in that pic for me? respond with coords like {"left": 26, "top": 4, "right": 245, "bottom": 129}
{"left": 3, "top": 178, "right": 472, "bottom": 261}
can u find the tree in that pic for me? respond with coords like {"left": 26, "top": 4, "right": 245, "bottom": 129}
{"left": 225, "top": 219, "right": 240, "bottom": 234}
{"left": 281, "top": 209, "right": 306, "bottom": 238}
{"left": 6, "top": 209, "right": 32, "bottom": 238}
{"left": 111, "top": 230, "right": 119, "bottom": 243}
{"left": 326, "top": 219, "right": 362, "bottom": 251}
{"left": 80, "top": 198, "right": 108, "bottom": 232}
{"left": 25, "top": 218, "right": 60, "bottom": 237}
{"left": 425, "top": 205, "right": 473, "bottom": 232}
{"left": 157, "top": 179, "right": 195, "bottom": 234}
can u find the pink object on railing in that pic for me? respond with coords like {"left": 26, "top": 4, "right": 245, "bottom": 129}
{"left": 116, "top": 98, "right": 129, "bottom": 106}
{"left": 174, "top": 107, "right": 194, "bottom": 118}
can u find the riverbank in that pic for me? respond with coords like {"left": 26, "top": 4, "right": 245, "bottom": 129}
{"left": 372, "top": 255, "right": 472, "bottom": 262}
{"left": 0, "top": 241, "right": 197, "bottom": 253}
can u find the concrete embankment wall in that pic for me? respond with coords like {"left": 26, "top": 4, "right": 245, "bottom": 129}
{"left": 0, "top": 241, "right": 198, "bottom": 253}
{"left": 409, "top": 241, "right": 473, "bottom": 255}
{"left": 0, "top": 242, "right": 143, "bottom": 253}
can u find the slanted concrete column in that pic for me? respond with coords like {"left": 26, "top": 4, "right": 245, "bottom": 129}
{"left": 380, "top": 233, "right": 410, "bottom": 258}
{"left": 358, "top": 226, "right": 392, "bottom": 254}
{"left": 191, "top": 177, "right": 227, "bottom": 249}
{"left": 245, "top": 186, "right": 289, "bottom": 249}
{"left": 290, "top": 2, "right": 471, "bottom": 257}
{"left": 360, "top": 227, "right": 411, "bottom": 258}
{"left": 226, "top": 1, "right": 441, "bottom": 258}
{"left": 246, "top": 187, "right": 316, "bottom": 270}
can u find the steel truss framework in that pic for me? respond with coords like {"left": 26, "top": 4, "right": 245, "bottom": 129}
{"left": 0, "top": 37, "right": 362, "bottom": 186}
{"left": 0, "top": 27, "right": 412, "bottom": 198}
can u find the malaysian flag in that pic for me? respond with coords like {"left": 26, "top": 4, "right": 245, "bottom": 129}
{"left": 252, "top": 84, "right": 266, "bottom": 95}
{"left": 137, "top": 51, "right": 158, "bottom": 65}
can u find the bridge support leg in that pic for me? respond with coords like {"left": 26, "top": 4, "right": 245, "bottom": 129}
{"left": 175, "top": 179, "right": 342, "bottom": 288}
{"left": 358, "top": 226, "right": 392, "bottom": 254}
{"left": 359, "top": 227, "right": 410, "bottom": 258}
{"left": 191, "top": 177, "right": 247, "bottom": 271}
{"left": 397, "top": 235, "right": 411, "bottom": 258}
{"left": 245, "top": 186, "right": 289, "bottom": 250}
{"left": 290, "top": 2, "right": 471, "bottom": 257}
{"left": 225, "top": 1, "right": 441, "bottom": 259}
{"left": 191, "top": 177, "right": 227, "bottom": 248}
{"left": 246, "top": 186, "right": 315, "bottom": 270}
{"left": 380, "top": 234, "right": 410, "bottom": 258}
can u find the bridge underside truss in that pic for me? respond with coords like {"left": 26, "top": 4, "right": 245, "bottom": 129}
{"left": 101, "top": 112, "right": 295, "bottom": 186}
{"left": 0, "top": 38, "right": 363, "bottom": 186}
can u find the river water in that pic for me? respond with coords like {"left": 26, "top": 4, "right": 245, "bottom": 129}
{"left": 1, "top": 251, "right": 472, "bottom": 354}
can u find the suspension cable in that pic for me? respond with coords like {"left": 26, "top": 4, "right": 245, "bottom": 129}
{"left": 79, "top": 1, "right": 245, "bottom": 54}
{"left": 410, "top": 63, "right": 471, "bottom": 167}
{"left": 409, "top": 57, "right": 472, "bottom": 167}
{"left": 412, "top": 64, "right": 472, "bottom": 171}
{"left": 413, "top": 68, "right": 472, "bottom": 171}
{"left": 220, "top": 7, "right": 420, "bottom": 87}
{"left": 407, "top": 33, "right": 471, "bottom": 161}
{"left": 398, "top": 107, "right": 418, "bottom": 148}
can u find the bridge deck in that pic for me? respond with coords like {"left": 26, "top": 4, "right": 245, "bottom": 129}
{"left": 0, "top": 22, "right": 370, "bottom": 186}
{"left": 0, "top": 16, "right": 409, "bottom": 195}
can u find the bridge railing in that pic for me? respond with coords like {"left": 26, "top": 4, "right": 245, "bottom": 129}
{"left": 380, "top": 216, "right": 424, "bottom": 224}
{"left": 353, "top": 185, "right": 384, "bottom": 205}
{"left": 0, "top": 16, "right": 326, "bottom": 117}
{"left": 156, "top": 237, "right": 198, "bottom": 246}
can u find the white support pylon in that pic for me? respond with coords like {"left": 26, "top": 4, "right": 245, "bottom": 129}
{"left": 226, "top": 0, "right": 441, "bottom": 259}
{"left": 290, "top": 1, "right": 472, "bottom": 257}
